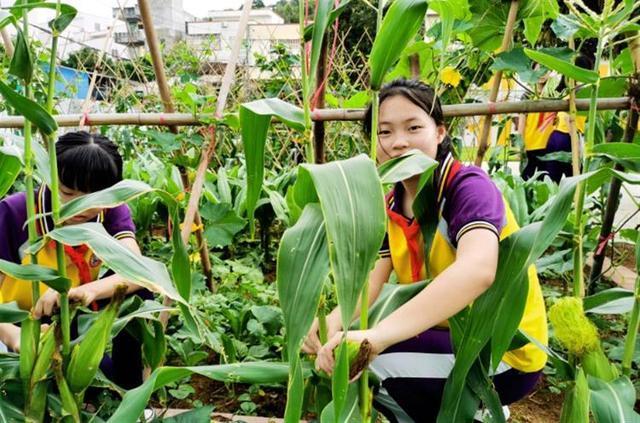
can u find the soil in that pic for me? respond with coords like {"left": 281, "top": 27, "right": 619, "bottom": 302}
{"left": 510, "top": 377, "right": 563, "bottom": 423}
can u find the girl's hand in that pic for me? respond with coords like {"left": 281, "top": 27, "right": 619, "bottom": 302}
{"left": 302, "top": 314, "right": 343, "bottom": 355}
{"left": 68, "top": 284, "right": 99, "bottom": 307}
{"left": 315, "top": 328, "right": 386, "bottom": 375}
{"left": 33, "top": 289, "right": 60, "bottom": 319}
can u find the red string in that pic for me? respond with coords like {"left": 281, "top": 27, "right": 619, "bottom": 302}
{"left": 159, "top": 114, "right": 166, "bottom": 125}
{"left": 595, "top": 232, "right": 614, "bottom": 256}
{"left": 82, "top": 112, "right": 91, "bottom": 126}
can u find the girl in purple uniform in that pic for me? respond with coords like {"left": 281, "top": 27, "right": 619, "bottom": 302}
{"left": 0, "top": 131, "right": 148, "bottom": 389}
{"left": 305, "top": 79, "right": 548, "bottom": 422}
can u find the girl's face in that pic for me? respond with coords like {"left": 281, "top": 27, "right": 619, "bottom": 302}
{"left": 376, "top": 95, "right": 446, "bottom": 163}
{"left": 60, "top": 184, "right": 103, "bottom": 224}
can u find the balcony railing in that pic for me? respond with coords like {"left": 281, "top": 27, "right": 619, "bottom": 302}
{"left": 112, "top": 6, "right": 140, "bottom": 22}
{"left": 114, "top": 30, "right": 145, "bottom": 46}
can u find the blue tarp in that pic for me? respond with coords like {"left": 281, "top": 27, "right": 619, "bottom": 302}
{"left": 41, "top": 65, "right": 90, "bottom": 99}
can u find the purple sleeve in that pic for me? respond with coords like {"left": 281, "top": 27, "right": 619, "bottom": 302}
{"left": 0, "top": 193, "right": 27, "bottom": 264}
{"left": 103, "top": 204, "right": 136, "bottom": 240}
{"left": 443, "top": 167, "right": 505, "bottom": 246}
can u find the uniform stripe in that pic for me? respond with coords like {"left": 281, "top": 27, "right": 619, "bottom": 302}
{"left": 113, "top": 231, "right": 136, "bottom": 240}
{"left": 455, "top": 220, "right": 500, "bottom": 243}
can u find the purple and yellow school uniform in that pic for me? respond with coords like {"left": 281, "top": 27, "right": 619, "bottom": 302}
{"left": 379, "top": 154, "right": 547, "bottom": 373}
{"left": 0, "top": 185, "right": 135, "bottom": 310}
{"left": 372, "top": 155, "right": 547, "bottom": 421}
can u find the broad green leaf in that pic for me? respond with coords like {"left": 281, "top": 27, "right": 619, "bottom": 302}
{"left": 438, "top": 168, "right": 640, "bottom": 422}
{"left": 591, "top": 143, "right": 640, "bottom": 172}
{"left": 216, "top": 167, "right": 232, "bottom": 204}
{"left": 551, "top": 14, "right": 585, "bottom": 41}
{"left": 588, "top": 376, "right": 640, "bottom": 423}
{"left": 43, "top": 223, "right": 183, "bottom": 303}
{"left": 430, "top": 0, "right": 470, "bottom": 50}
{"left": 523, "top": 16, "right": 544, "bottom": 45}
{"left": 331, "top": 342, "right": 349, "bottom": 423}
{"left": 576, "top": 77, "right": 628, "bottom": 100}
{"left": 0, "top": 259, "right": 71, "bottom": 293}
{"left": 0, "top": 302, "right": 29, "bottom": 323}
{"left": 491, "top": 47, "right": 546, "bottom": 85}
{"left": 200, "top": 203, "right": 246, "bottom": 248}
{"left": 560, "top": 368, "right": 589, "bottom": 423}
{"left": 356, "top": 281, "right": 427, "bottom": 329}
{"left": 0, "top": 395, "right": 25, "bottom": 422}
{"left": 369, "top": 0, "right": 429, "bottom": 90}
{"left": 378, "top": 150, "right": 438, "bottom": 185}
{"left": 108, "top": 362, "right": 304, "bottom": 422}
{"left": 303, "top": 0, "right": 351, "bottom": 41}
{"left": 11, "top": 136, "right": 51, "bottom": 186}
{"left": 162, "top": 406, "right": 214, "bottom": 423}
{"left": 320, "top": 383, "right": 360, "bottom": 423}
{"left": 240, "top": 98, "right": 304, "bottom": 236}
{"left": 309, "top": 0, "right": 333, "bottom": 90}
{"left": 296, "top": 155, "right": 386, "bottom": 333}
{"left": 169, "top": 206, "right": 191, "bottom": 301}
{"left": 58, "top": 180, "right": 153, "bottom": 224}
{"left": 0, "top": 80, "right": 57, "bottom": 136}
{"left": 0, "top": 146, "right": 21, "bottom": 198}
{"left": 584, "top": 288, "right": 634, "bottom": 314}
{"left": 524, "top": 49, "right": 599, "bottom": 84}
{"left": 277, "top": 204, "right": 329, "bottom": 423}
{"left": 9, "top": 29, "right": 32, "bottom": 83}
{"left": 468, "top": 1, "right": 510, "bottom": 51}
{"left": 0, "top": 11, "right": 16, "bottom": 29}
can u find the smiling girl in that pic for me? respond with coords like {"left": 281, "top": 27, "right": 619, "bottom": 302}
{"left": 0, "top": 131, "right": 147, "bottom": 388}
{"left": 306, "top": 79, "right": 548, "bottom": 422}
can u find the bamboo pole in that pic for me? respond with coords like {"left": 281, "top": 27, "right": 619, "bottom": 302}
{"left": 137, "top": 0, "right": 213, "bottom": 287}
{"left": 0, "top": 98, "right": 631, "bottom": 128}
{"left": 589, "top": 32, "right": 640, "bottom": 287}
{"left": 0, "top": 28, "right": 13, "bottom": 57}
{"left": 474, "top": 0, "right": 519, "bottom": 166}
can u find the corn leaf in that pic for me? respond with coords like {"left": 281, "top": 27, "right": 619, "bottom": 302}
{"left": 0, "top": 80, "right": 57, "bottom": 136}
{"left": 588, "top": 375, "right": 640, "bottom": 423}
{"left": 108, "top": 362, "right": 305, "bottom": 422}
{"left": 0, "top": 396, "right": 25, "bottom": 422}
{"left": 19, "top": 317, "right": 38, "bottom": 388}
{"left": 0, "top": 302, "right": 29, "bottom": 323}
{"left": 43, "top": 223, "right": 183, "bottom": 303}
{"left": 591, "top": 143, "right": 640, "bottom": 172}
{"left": 303, "top": 0, "right": 351, "bottom": 41}
{"left": 352, "top": 281, "right": 427, "bottom": 330}
{"left": 0, "top": 146, "right": 21, "bottom": 198}
{"left": 369, "top": 0, "right": 429, "bottom": 90}
{"left": 331, "top": 342, "right": 350, "bottom": 423}
{"left": 277, "top": 204, "right": 329, "bottom": 423}
{"left": 584, "top": 288, "right": 634, "bottom": 314}
{"left": 378, "top": 150, "right": 438, "bottom": 185}
{"left": 524, "top": 49, "right": 599, "bottom": 84}
{"left": 8, "top": 29, "right": 32, "bottom": 83}
{"left": 0, "top": 259, "right": 71, "bottom": 293}
{"left": 9, "top": 2, "right": 77, "bottom": 33}
{"left": 320, "top": 383, "right": 360, "bottom": 422}
{"left": 58, "top": 180, "right": 153, "bottom": 224}
{"left": 240, "top": 98, "right": 304, "bottom": 236}
{"left": 560, "top": 368, "right": 590, "bottom": 423}
{"left": 309, "top": 0, "right": 333, "bottom": 89}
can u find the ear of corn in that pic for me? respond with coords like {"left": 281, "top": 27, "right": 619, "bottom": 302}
{"left": 316, "top": 339, "right": 372, "bottom": 380}
{"left": 559, "top": 367, "right": 589, "bottom": 423}
{"left": 142, "top": 320, "right": 166, "bottom": 371}
{"left": 549, "top": 297, "right": 599, "bottom": 357}
{"left": 19, "top": 317, "right": 39, "bottom": 387}
{"left": 65, "top": 285, "right": 127, "bottom": 394}
{"left": 30, "top": 322, "right": 56, "bottom": 385}
{"left": 582, "top": 347, "right": 619, "bottom": 382}
{"left": 25, "top": 381, "right": 49, "bottom": 422}
{"left": 53, "top": 350, "right": 80, "bottom": 423}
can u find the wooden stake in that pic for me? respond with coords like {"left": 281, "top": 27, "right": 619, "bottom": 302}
{"left": 474, "top": 0, "right": 520, "bottom": 166}
{"left": 1, "top": 28, "right": 14, "bottom": 57}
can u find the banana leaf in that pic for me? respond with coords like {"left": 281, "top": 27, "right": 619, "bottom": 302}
{"left": 108, "top": 362, "right": 307, "bottom": 423}
{"left": 240, "top": 98, "right": 304, "bottom": 236}
{"left": 0, "top": 80, "right": 57, "bottom": 136}
{"left": 438, "top": 168, "right": 640, "bottom": 422}
{"left": 58, "top": 180, "right": 153, "bottom": 224}
{"left": 0, "top": 260, "right": 71, "bottom": 293}
{"left": 369, "top": 0, "right": 429, "bottom": 90}
{"left": 588, "top": 375, "right": 640, "bottom": 423}
{"left": 0, "top": 146, "right": 21, "bottom": 198}
{"left": 41, "top": 223, "right": 183, "bottom": 303}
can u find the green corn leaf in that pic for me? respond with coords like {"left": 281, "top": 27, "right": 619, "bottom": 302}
{"left": 584, "top": 288, "right": 634, "bottom": 314}
{"left": 320, "top": 383, "right": 361, "bottom": 423}
{"left": 108, "top": 362, "right": 305, "bottom": 422}
{"left": 240, "top": 98, "right": 304, "bottom": 236}
{"left": 303, "top": 0, "right": 351, "bottom": 41}
{"left": 294, "top": 155, "right": 386, "bottom": 334}
{"left": 438, "top": 168, "right": 640, "bottom": 422}
{"left": 369, "top": 0, "right": 429, "bottom": 90}
{"left": 588, "top": 376, "right": 640, "bottom": 423}
{"left": 42, "top": 223, "right": 183, "bottom": 303}
{"left": 0, "top": 145, "right": 22, "bottom": 198}
{"left": 351, "top": 281, "right": 427, "bottom": 330}
{"left": 0, "top": 10, "right": 16, "bottom": 29}
{"left": 0, "top": 395, "right": 25, "bottom": 422}
{"left": 58, "top": 180, "right": 153, "bottom": 224}
{"left": 162, "top": 406, "right": 214, "bottom": 423}
{"left": 169, "top": 206, "right": 191, "bottom": 301}
{"left": 0, "top": 302, "right": 29, "bottom": 323}
{"left": 66, "top": 286, "right": 127, "bottom": 394}
{"left": 309, "top": 0, "right": 333, "bottom": 88}
{"left": 30, "top": 323, "right": 56, "bottom": 385}
{"left": 0, "top": 260, "right": 71, "bottom": 293}
{"left": 591, "top": 143, "right": 640, "bottom": 172}
{"left": 53, "top": 354, "right": 80, "bottom": 422}
{"left": 277, "top": 204, "right": 329, "bottom": 423}
{"left": 25, "top": 381, "right": 47, "bottom": 423}
{"left": 378, "top": 150, "right": 438, "bottom": 185}
{"left": 8, "top": 29, "right": 32, "bottom": 83}
{"left": 0, "top": 80, "right": 57, "bottom": 136}
{"left": 524, "top": 48, "right": 599, "bottom": 84}
{"left": 331, "top": 341, "right": 350, "bottom": 423}
{"left": 430, "top": 0, "right": 470, "bottom": 51}
{"left": 141, "top": 320, "right": 166, "bottom": 371}
{"left": 560, "top": 368, "right": 590, "bottom": 423}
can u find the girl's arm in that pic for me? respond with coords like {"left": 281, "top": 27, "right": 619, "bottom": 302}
{"left": 0, "top": 322, "right": 20, "bottom": 352}
{"left": 316, "top": 228, "right": 499, "bottom": 373}
{"left": 302, "top": 257, "right": 393, "bottom": 354}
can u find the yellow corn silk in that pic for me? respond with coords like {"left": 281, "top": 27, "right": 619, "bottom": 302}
{"left": 386, "top": 161, "right": 548, "bottom": 373}
{"left": 523, "top": 112, "right": 557, "bottom": 151}
{"left": 1, "top": 242, "right": 102, "bottom": 310}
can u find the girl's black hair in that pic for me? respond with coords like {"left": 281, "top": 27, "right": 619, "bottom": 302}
{"left": 56, "top": 131, "right": 123, "bottom": 193}
{"left": 363, "top": 78, "right": 455, "bottom": 163}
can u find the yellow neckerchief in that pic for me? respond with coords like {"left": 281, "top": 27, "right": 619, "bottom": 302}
{"left": 523, "top": 112, "right": 557, "bottom": 151}
{"left": 0, "top": 186, "right": 104, "bottom": 310}
{"left": 385, "top": 158, "right": 548, "bottom": 372}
